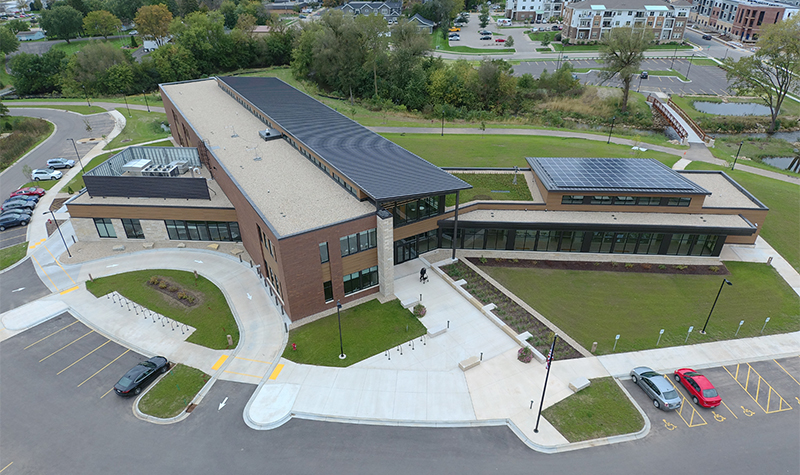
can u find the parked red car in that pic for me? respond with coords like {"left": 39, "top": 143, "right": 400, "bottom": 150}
{"left": 495, "top": 38, "right": 505, "bottom": 42}
{"left": 10, "top": 187, "right": 46, "bottom": 198}
{"left": 674, "top": 368, "right": 721, "bottom": 407}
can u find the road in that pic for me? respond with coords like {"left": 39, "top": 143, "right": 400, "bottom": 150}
{"left": 1, "top": 313, "right": 798, "bottom": 474}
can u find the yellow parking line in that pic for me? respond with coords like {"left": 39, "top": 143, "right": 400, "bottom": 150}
{"left": 42, "top": 244, "right": 76, "bottom": 284}
{"left": 211, "top": 355, "right": 229, "bottom": 370}
{"left": 774, "top": 359, "right": 800, "bottom": 386}
{"left": 0, "top": 462, "right": 12, "bottom": 473}
{"left": 60, "top": 286, "right": 80, "bottom": 295}
{"left": 721, "top": 400, "right": 738, "bottom": 419}
{"left": 723, "top": 363, "right": 792, "bottom": 414}
{"left": 31, "top": 254, "right": 59, "bottom": 292}
{"left": 268, "top": 363, "right": 284, "bottom": 380}
{"left": 669, "top": 379, "right": 707, "bottom": 427}
{"left": 78, "top": 349, "right": 130, "bottom": 387}
{"left": 223, "top": 370, "right": 263, "bottom": 379}
{"left": 24, "top": 321, "right": 79, "bottom": 349}
{"left": 101, "top": 387, "right": 116, "bottom": 399}
{"left": 234, "top": 356, "right": 272, "bottom": 364}
{"left": 39, "top": 330, "right": 94, "bottom": 362}
{"left": 58, "top": 340, "right": 110, "bottom": 375}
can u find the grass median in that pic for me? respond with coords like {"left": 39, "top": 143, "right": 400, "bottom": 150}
{"left": 543, "top": 377, "right": 644, "bottom": 442}
{"left": 138, "top": 363, "right": 209, "bottom": 418}
{"left": 105, "top": 108, "right": 170, "bottom": 149}
{"left": 479, "top": 261, "right": 799, "bottom": 355}
{"left": 86, "top": 270, "right": 239, "bottom": 350}
{"left": 282, "top": 299, "right": 426, "bottom": 367}
{"left": 0, "top": 242, "right": 28, "bottom": 270}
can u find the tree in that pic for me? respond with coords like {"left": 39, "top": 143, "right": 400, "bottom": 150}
{"left": 5, "top": 19, "right": 30, "bottom": 35}
{"left": 383, "top": 18, "right": 430, "bottom": 110}
{"left": 355, "top": 12, "right": 389, "bottom": 98}
{"left": 64, "top": 42, "right": 134, "bottom": 95}
{"left": 32, "top": 0, "right": 43, "bottom": 11}
{"left": 541, "top": 32, "right": 550, "bottom": 47}
{"left": 151, "top": 43, "right": 198, "bottom": 82}
{"left": 83, "top": 10, "right": 122, "bottom": 39}
{"left": 170, "top": 11, "right": 237, "bottom": 74}
{"left": 10, "top": 50, "right": 68, "bottom": 95}
{"left": 505, "top": 35, "right": 514, "bottom": 47}
{"left": 0, "top": 100, "right": 8, "bottom": 119}
{"left": 478, "top": 3, "right": 490, "bottom": 28}
{"left": 598, "top": 27, "right": 653, "bottom": 113}
{"left": 724, "top": 16, "right": 800, "bottom": 133}
{"left": 0, "top": 27, "right": 20, "bottom": 55}
{"left": 105, "top": 0, "right": 145, "bottom": 23}
{"left": 40, "top": 6, "right": 85, "bottom": 43}
{"left": 135, "top": 4, "right": 173, "bottom": 47}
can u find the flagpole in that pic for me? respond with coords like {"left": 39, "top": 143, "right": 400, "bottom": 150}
{"left": 534, "top": 333, "right": 558, "bottom": 434}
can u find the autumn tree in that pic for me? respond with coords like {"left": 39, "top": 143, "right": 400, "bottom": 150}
{"left": 135, "top": 4, "right": 173, "bottom": 46}
{"left": 598, "top": 27, "right": 653, "bottom": 112}
{"left": 40, "top": 5, "right": 85, "bottom": 43}
{"left": 83, "top": 10, "right": 122, "bottom": 39}
{"left": 724, "top": 15, "right": 800, "bottom": 133}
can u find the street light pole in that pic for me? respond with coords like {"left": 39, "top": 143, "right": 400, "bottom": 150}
{"left": 122, "top": 93, "right": 132, "bottom": 117}
{"left": 66, "top": 138, "right": 85, "bottom": 174}
{"left": 441, "top": 110, "right": 445, "bottom": 137}
{"left": 607, "top": 115, "right": 616, "bottom": 144}
{"left": 82, "top": 86, "right": 90, "bottom": 107}
{"left": 686, "top": 54, "right": 695, "bottom": 80}
{"left": 336, "top": 300, "right": 346, "bottom": 359}
{"left": 700, "top": 278, "right": 732, "bottom": 334}
{"left": 670, "top": 41, "right": 679, "bottom": 69}
{"left": 44, "top": 210, "right": 71, "bottom": 258}
{"left": 142, "top": 90, "right": 150, "bottom": 113}
{"left": 731, "top": 141, "right": 743, "bottom": 170}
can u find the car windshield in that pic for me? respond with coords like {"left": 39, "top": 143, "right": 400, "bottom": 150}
{"left": 703, "top": 389, "right": 718, "bottom": 398}
{"left": 641, "top": 371, "right": 660, "bottom": 377}
{"left": 142, "top": 361, "right": 156, "bottom": 368}
{"left": 663, "top": 390, "right": 679, "bottom": 400}
{"left": 685, "top": 371, "right": 701, "bottom": 377}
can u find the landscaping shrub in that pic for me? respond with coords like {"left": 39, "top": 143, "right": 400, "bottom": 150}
{"left": 413, "top": 304, "right": 427, "bottom": 318}
{"left": 518, "top": 346, "right": 533, "bottom": 363}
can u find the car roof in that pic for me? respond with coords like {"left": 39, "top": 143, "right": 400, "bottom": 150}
{"left": 691, "top": 373, "right": 715, "bottom": 389}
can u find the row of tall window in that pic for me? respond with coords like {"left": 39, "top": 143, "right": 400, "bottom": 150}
{"left": 343, "top": 266, "right": 379, "bottom": 295}
{"left": 439, "top": 227, "right": 721, "bottom": 256}
{"left": 560, "top": 195, "right": 691, "bottom": 207}
{"left": 392, "top": 196, "right": 442, "bottom": 227}
{"left": 93, "top": 218, "right": 241, "bottom": 242}
{"left": 340, "top": 229, "right": 377, "bottom": 257}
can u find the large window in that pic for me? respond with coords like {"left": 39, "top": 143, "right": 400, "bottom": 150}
{"left": 340, "top": 229, "right": 377, "bottom": 257}
{"left": 323, "top": 281, "right": 333, "bottom": 302}
{"left": 561, "top": 195, "right": 585, "bottom": 205}
{"left": 319, "top": 242, "right": 329, "bottom": 263}
{"left": 667, "top": 197, "right": 691, "bottom": 207}
{"left": 121, "top": 219, "right": 144, "bottom": 239}
{"left": 392, "top": 196, "right": 442, "bottom": 227}
{"left": 164, "top": 220, "right": 241, "bottom": 242}
{"left": 343, "top": 266, "right": 379, "bottom": 295}
{"left": 515, "top": 229, "right": 537, "bottom": 250}
{"left": 94, "top": 218, "right": 116, "bottom": 238}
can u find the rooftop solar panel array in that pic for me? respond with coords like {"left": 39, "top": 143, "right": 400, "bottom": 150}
{"left": 218, "top": 77, "right": 470, "bottom": 202}
{"left": 528, "top": 157, "right": 710, "bottom": 194}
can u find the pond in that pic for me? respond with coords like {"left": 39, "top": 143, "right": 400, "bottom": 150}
{"left": 693, "top": 102, "right": 772, "bottom": 116}
{"left": 762, "top": 156, "right": 800, "bottom": 172}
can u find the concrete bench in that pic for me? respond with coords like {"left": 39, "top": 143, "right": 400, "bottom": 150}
{"left": 112, "top": 245, "right": 125, "bottom": 251}
{"left": 459, "top": 356, "right": 480, "bottom": 371}
{"left": 427, "top": 323, "right": 448, "bottom": 338}
{"left": 142, "top": 242, "right": 154, "bottom": 249}
{"left": 400, "top": 297, "right": 419, "bottom": 309}
{"left": 569, "top": 377, "right": 591, "bottom": 393}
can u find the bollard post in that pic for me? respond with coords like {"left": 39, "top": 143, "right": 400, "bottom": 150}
{"left": 591, "top": 341, "right": 597, "bottom": 353}
{"left": 239, "top": 254, "right": 242, "bottom": 263}
{"left": 530, "top": 400, "right": 534, "bottom": 409}
{"left": 480, "top": 352, "right": 483, "bottom": 361}
{"left": 194, "top": 270, "right": 198, "bottom": 280}
{"left": 162, "top": 317, "right": 166, "bottom": 327}
{"left": 126, "top": 301, "right": 130, "bottom": 311}
{"left": 134, "top": 304, "right": 138, "bottom": 315}
{"left": 250, "top": 260, "right": 253, "bottom": 268}
{"left": 227, "top": 335, "right": 233, "bottom": 346}
{"left": 284, "top": 322, "right": 288, "bottom": 333}
{"left": 89, "top": 273, "right": 94, "bottom": 282}
{"left": 447, "top": 320, "right": 450, "bottom": 329}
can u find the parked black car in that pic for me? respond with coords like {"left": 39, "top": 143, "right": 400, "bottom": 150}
{"left": 114, "top": 356, "right": 170, "bottom": 396}
{"left": 0, "top": 212, "right": 30, "bottom": 231}
{"left": 1, "top": 199, "right": 36, "bottom": 213}
{"left": 702, "top": 34, "right": 712, "bottom": 40}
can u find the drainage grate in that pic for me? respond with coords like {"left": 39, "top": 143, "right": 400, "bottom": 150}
{"left": 186, "top": 403, "right": 198, "bottom": 413}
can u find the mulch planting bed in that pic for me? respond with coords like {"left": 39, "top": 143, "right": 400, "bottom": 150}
{"left": 441, "top": 260, "right": 583, "bottom": 361}
{"left": 146, "top": 276, "right": 200, "bottom": 307}
{"left": 469, "top": 257, "right": 730, "bottom": 275}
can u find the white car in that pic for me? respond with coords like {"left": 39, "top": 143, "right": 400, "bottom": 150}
{"left": 31, "top": 169, "right": 62, "bottom": 181}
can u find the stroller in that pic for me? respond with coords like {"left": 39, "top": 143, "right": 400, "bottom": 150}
{"left": 419, "top": 267, "right": 429, "bottom": 284}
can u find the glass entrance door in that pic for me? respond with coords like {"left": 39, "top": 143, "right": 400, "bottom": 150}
{"left": 394, "top": 237, "right": 417, "bottom": 264}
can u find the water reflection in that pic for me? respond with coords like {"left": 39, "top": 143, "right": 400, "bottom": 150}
{"left": 693, "top": 101, "right": 772, "bottom": 116}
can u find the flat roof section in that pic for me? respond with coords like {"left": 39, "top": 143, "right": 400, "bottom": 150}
{"left": 443, "top": 209, "right": 756, "bottom": 235}
{"left": 218, "top": 76, "right": 471, "bottom": 203}
{"left": 528, "top": 157, "right": 711, "bottom": 195}
{"left": 160, "top": 79, "right": 376, "bottom": 237}
{"left": 680, "top": 171, "right": 768, "bottom": 210}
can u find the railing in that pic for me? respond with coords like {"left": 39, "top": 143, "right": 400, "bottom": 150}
{"left": 668, "top": 97, "right": 714, "bottom": 145}
{"left": 647, "top": 95, "right": 688, "bottom": 143}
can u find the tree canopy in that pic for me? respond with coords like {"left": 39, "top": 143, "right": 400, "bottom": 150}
{"left": 724, "top": 16, "right": 800, "bottom": 133}
{"left": 135, "top": 3, "right": 173, "bottom": 46}
{"left": 83, "top": 10, "right": 122, "bottom": 39}
{"left": 0, "top": 27, "right": 20, "bottom": 55}
{"left": 598, "top": 27, "right": 653, "bottom": 113}
{"left": 40, "top": 5, "right": 85, "bottom": 43}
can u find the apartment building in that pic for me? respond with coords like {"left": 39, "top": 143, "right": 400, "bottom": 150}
{"left": 693, "top": 0, "right": 797, "bottom": 38}
{"left": 504, "top": 0, "right": 564, "bottom": 22}
{"left": 563, "top": 0, "right": 691, "bottom": 42}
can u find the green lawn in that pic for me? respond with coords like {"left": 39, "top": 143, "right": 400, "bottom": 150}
{"left": 138, "top": 364, "right": 208, "bottom": 418}
{"left": 85, "top": 270, "right": 239, "bottom": 350}
{"left": 432, "top": 30, "right": 512, "bottom": 54}
{"left": 282, "top": 299, "right": 426, "bottom": 367}
{"left": 445, "top": 172, "right": 534, "bottom": 206}
{"left": 381, "top": 134, "right": 679, "bottom": 168}
{"left": 50, "top": 38, "right": 132, "bottom": 56}
{"left": 542, "top": 377, "right": 644, "bottom": 442}
{"left": 105, "top": 108, "right": 170, "bottom": 149}
{"left": 18, "top": 179, "right": 62, "bottom": 191}
{"left": 685, "top": 161, "right": 800, "bottom": 272}
{"left": 5, "top": 104, "right": 107, "bottom": 115}
{"left": 0, "top": 242, "right": 27, "bottom": 270}
{"left": 479, "top": 261, "right": 799, "bottom": 355}
{"left": 143, "top": 140, "right": 174, "bottom": 147}
{"left": 706, "top": 136, "right": 800, "bottom": 176}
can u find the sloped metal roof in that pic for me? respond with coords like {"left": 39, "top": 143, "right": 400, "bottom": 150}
{"left": 219, "top": 76, "right": 470, "bottom": 202}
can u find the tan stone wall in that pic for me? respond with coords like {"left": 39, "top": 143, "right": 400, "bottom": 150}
{"left": 73, "top": 217, "right": 100, "bottom": 242}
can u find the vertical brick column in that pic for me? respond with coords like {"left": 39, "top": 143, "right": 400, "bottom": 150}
{"left": 376, "top": 209, "right": 394, "bottom": 298}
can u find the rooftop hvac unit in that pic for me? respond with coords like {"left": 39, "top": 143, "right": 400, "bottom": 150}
{"left": 259, "top": 128, "right": 282, "bottom": 141}
{"left": 121, "top": 159, "right": 153, "bottom": 176}
{"left": 168, "top": 160, "right": 190, "bottom": 174}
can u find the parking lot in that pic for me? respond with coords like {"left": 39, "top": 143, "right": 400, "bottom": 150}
{"left": 515, "top": 59, "right": 732, "bottom": 96}
{"left": 624, "top": 357, "right": 800, "bottom": 438}
{"left": 0, "top": 312, "right": 149, "bottom": 401}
